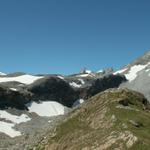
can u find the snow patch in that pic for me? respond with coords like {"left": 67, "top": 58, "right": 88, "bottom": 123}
{"left": 26, "top": 101, "right": 65, "bottom": 117}
{"left": 0, "top": 110, "right": 31, "bottom": 137}
{"left": 0, "top": 74, "right": 44, "bottom": 85}
{"left": 0, "top": 110, "right": 31, "bottom": 124}
{"left": 113, "top": 68, "right": 128, "bottom": 75}
{"left": 125, "top": 64, "right": 149, "bottom": 82}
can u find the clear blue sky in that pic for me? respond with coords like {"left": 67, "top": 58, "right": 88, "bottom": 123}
{"left": 0, "top": 0, "right": 150, "bottom": 75}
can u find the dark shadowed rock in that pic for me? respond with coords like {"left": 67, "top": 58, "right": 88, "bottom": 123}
{"left": 77, "top": 74, "right": 126, "bottom": 99}
{"left": 0, "top": 86, "right": 31, "bottom": 110}
{"left": 27, "top": 77, "right": 78, "bottom": 107}
{"left": 0, "top": 73, "right": 126, "bottom": 109}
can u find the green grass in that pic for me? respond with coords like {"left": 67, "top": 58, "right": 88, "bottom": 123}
{"left": 107, "top": 99, "right": 150, "bottom": 150}
{"left": 33, "top": 89, "right": 150, "bottom": 150}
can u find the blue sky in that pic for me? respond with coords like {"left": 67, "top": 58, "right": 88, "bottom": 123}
{"left": 0, "top": 0, "right": 150, "bottom": 75}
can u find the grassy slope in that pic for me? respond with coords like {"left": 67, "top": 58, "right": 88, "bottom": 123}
{"left": 33, "top": 89, "right": 150, "bottom": 150}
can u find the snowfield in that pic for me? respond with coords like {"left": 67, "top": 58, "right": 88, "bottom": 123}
{"left": 0, "top": 110, "right": 31, "bottom": 137}
{"left": 0, "top": 121, "right": 21, "bottom": 138}
{"left": 26, "top": 101, "right": 65, "bottom": 117}
{"left": 125, "top": 63, "right": 150, "bottom": 82}
{"left": 0, "top": 110, "right": 31, "bottom": 124}
{"left": 57, "top": 75, "right": 65, "bottom": 79}
{"left": 114, "top": 62, "right": 150, "bottom": 82}
{"left": 0, "top": 74, "right": 44, "bottom": 85}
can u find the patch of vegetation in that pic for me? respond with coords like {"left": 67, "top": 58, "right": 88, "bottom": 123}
{"left": 33, "top": 89, "right": 150, "bottom": 150}
{"left": 107, "top": 91, "right": 150, "bottom": 149}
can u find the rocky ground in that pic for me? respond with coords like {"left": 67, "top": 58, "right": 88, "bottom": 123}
{"left": 33, "top": 89, "right": 150, "bottom": 150}
{"left": 0, "top": 109, "right": 68, "bottom": 150}
{"left": 0, "top": 70, "right": 126, "bottom": 150}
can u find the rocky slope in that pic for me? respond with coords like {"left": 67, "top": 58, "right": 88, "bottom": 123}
{"left": 0, "top": 71, "right": 126, "bottom": 109}
{"left": 33, "top": 89, "right": 150, "bottom": 150}
{"left": 114, "top": 51, "right": 150, "bottom": 102}
{"left": 0, "top": 69, "right": 125, "bottom": 149}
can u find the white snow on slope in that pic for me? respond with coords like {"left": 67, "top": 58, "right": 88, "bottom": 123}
{"left": 0, "top": 121, "right": 21, "bottom": 138}
{"left": 69, "top": 82, "right": 82, "bottom": 88}
{"left": 113, "top": 68, "right": 128, "bottom": 75}
{"left": 26, "top": 101, "right": 65, "bottom": 117}
{"left": 0, "top": 72, "right": 6, "bottom": 76}
{"left": 85, "top": 70, "right": 92, "bottom": 74}
{"left": 77, "top": 73, "right": 95, "bottom": 77}
{"left": 125, "top": 64, "right": 150, "bottom": 82}
{"left": 0, "top": 110, "right": 31, "bottom": 124}
{"left": 0, "top": 110, "right": 31, "bottom": 137}
{"left": 0, "top": 74, "right": 44, "bottom": 85}
{"left": 57, "top": 75, "right": 65, "bottom": 80}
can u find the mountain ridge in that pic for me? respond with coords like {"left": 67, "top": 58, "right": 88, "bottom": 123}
{"left": 0, "top": 51, "right": 150, "bottom": 149}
